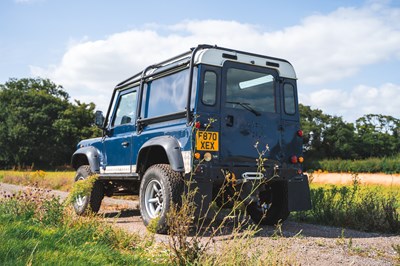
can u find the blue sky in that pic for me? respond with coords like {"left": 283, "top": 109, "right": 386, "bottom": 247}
{"left": 1, "top": 0, "right": 399, "bottom": 122}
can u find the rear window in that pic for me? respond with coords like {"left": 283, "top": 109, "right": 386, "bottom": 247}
{"left": 225, "top": 68, "right": 275, "bottom": 113}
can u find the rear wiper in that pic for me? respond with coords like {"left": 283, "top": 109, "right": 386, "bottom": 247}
{"left": 226, "top": 101, "right": 261, "bottom": 116}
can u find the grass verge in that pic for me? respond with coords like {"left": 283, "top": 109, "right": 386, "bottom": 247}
{"left": 0, "top": 188, "right": 166, "bottom": 266}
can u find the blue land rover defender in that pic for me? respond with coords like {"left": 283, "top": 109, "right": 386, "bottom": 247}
{"left": 71, "top": 45, "right": 311, "bottom": 233}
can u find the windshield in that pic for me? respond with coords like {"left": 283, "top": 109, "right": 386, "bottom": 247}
{"left": 225, "top": 68, "right": 275, "bottom": 114}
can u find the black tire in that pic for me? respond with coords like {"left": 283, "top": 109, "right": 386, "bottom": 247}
{"left": 139, "top": 164, "right": 184, "bottom": 234}
{"left": 246, "top": 181, "right": 290, "bottom": 226}
{"left": 73, "top": 165, "right": 104, "bottom": 215}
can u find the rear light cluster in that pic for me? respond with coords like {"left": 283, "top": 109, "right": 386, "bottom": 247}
{"left": 292, "top": 129, "right": 305, "bottom": 174}
{"left": 194, "top": 152, "right": 212, "bottom": 162}
{"left": 291, "top": 155, "right": 304, "bottom": 164}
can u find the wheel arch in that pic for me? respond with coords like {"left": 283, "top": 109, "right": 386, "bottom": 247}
{"left": 136, "top": 136, "right": 185, "bottom": 175}
{"left": 71, "top": 146, "right": 101, "bottom": 173}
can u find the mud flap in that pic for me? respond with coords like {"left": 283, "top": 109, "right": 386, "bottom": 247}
{"left": 287, "top": 174, "right": 312, "bottom": 211}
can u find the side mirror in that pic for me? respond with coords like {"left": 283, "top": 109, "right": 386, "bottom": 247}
{"left": 94, "top": 110, "right": 105, "bottom": 128}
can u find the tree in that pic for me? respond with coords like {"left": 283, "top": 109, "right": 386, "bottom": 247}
{"left": 0, "top": 78, "right": 100, "bottom": 168}
{"left": 322, "top": 116, "right": 356, "bottom": 159}
{"left": 355, "top": 114, "right": 400, "bottom": 158}
{"left": 299, "top": 104, "right": 356, "bottom": 160}
{"left": 299, "top": 104, "right": 329, "bottom": 157}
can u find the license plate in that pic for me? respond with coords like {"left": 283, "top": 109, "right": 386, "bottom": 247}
{"left": 196, "top": 131, "right": 219, "bottom": 151}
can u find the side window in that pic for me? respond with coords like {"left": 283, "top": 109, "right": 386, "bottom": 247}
{"left": 283, "top": 83, "right": 296, "bottom": 115}
{"left": 202, "top": 71, "right": 217, "bottom": 106}
{"left": 112, "top": 90, "right": 137, "bottom": 127}
{"left": 144, "top": 69, "right": 189, "bottom": 118}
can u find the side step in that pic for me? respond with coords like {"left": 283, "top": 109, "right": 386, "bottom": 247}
{"left": 98, "top": 173, "right": 139, "bottom": 181}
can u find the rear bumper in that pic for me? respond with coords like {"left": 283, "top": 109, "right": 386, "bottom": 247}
{"left": 191, "top": 165, "right": 312, "bottom": 212}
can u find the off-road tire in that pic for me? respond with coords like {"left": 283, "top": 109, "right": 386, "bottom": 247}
{"left": 139, "top": 164, "right": 184, "bottom": 234}
{"left": 246, "top": 181, "right": 290, "bottom": 226}
{"left": 73, "top": 165, "right": 104, "bottom": 215}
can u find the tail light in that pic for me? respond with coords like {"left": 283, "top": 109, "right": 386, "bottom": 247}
{"left": 297, "top": 130, "right": 303, "bottom": 137}
{"left": 291, "top": 155, "right": 298, "bottom": 164}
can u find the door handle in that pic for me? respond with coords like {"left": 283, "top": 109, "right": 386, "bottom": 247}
{"left": 225, "top": 115, "right": 234, "bottom": 127}
{"left": 121, "top": 141, "right": 130, "bottom": 148}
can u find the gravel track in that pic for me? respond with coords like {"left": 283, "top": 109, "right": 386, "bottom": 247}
{"left": 1, "top": 182, "right": 399, "bottom": 265}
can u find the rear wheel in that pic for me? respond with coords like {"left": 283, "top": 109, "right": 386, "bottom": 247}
{"left": 246, "top": 181, "right": 289, "bottom": 225}
{"left": 139, "top": 164, "right": 184, "bottom": 234}
{"left": 72, "top": 165, "right": 104, "bottom": 215}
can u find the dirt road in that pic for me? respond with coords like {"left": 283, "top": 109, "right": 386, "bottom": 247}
{"left": 1, "top": 182, "right": 399, "bottom": 265}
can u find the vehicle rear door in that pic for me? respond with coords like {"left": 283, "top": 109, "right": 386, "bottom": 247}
{"left": 219, "top": 61, "right": 282, "bottom": 167}
{"left": 279, "top": 80, "right": 302, "bottom": 161}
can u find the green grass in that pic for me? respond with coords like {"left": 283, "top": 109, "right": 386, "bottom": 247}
{"left": 293, "top": 182, "right": 400, "bottom": 233}
{"left": 0, "top": 189, "right": 166, "bottom": 266}
{"left": 0, "top": 221, "right": 148, "bottom": 265}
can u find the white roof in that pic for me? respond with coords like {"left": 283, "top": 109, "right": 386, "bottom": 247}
{"left": 194, "top": 48, "right": 297, "bottom": 79}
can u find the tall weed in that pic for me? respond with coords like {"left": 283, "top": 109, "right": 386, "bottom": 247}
{"left": 0, "top": 187, "right": 63, "bottom": 226}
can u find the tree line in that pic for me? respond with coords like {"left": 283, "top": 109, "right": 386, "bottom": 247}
{"left": 300, "top": 104, "right": 400, "bottom": 167}
{"left": 0, "top": 77, "right": 399, "bottom": 168}
{"left": 0, "top": 78, "right": 100, "bottom": 168}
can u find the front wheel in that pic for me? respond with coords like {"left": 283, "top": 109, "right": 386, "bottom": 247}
{"left": 139, "top": 164, "right": 184, "bottom": 234}
{"left": 72, "top": 165, "right": 104, "bottom": 215}
{"left": 246, "top": 181, "right": 289, "bottom": 226}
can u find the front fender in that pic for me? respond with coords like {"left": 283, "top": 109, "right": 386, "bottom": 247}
{"left": 71, "top": 146, "right": 101, "bottom": 173}
{"left": 137, "top": 136, "right": 185, "bottom": 172}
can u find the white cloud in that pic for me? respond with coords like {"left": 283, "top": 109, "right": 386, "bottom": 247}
{"left": 31, "top": 2, "right": 400, "bottom": 118}
{"left": 301, "top": 83, "right": 400, "bottom": 121}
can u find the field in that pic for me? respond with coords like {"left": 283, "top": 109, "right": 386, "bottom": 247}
{"left": 0, "top": 170, "right": 75, "bottom": 191}
{"left": 309, "top": 171, "right": 400, "bottom": 186}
